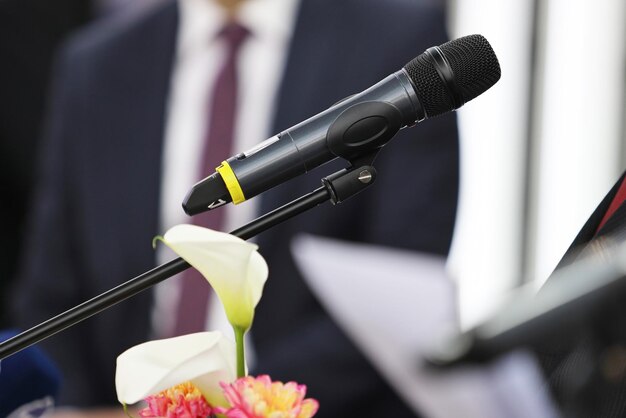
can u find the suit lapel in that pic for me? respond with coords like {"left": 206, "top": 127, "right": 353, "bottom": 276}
{"left": 127, "top": 3, "right": 179, "bottom": 271}
{"left": 85, "top": 2, "right": 179, "bottom": 283}
{"left": 270, "top": 0, "right": 342, "bottom": 131}
{"left": 80, "top": 4, "right": 179, "bottom": 401}
{"left": 117, "top": 1, "right": 179, "bottom": 259}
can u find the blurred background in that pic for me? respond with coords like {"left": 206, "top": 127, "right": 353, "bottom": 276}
{"left": 0, "top": 0, "right": 625, "bottom": 330}
{"left": 446, "top": 0, "right": 626, "bottom": 328}
{"left": 0, "top": 0, "right": 625, "bottom": 416}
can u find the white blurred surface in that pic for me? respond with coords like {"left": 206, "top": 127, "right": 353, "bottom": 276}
{"left": 528, "top": 0, "right": 626, "bottom": 285}
{"left": 448, "top": 0, "right": 626, "bottom": 326}
{"left": 292, "top": 234, "right": 557, "bottom": 418}
{"left": 448, "top": 0, "right": 535, "bottom": 328}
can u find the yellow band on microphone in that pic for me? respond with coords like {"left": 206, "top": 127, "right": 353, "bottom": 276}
{"left": 216, "top": 160, "right": 246, "bottom": 204}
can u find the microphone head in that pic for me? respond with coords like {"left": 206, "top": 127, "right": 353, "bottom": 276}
{"left": 403, "top": 34, "right": 501, "bottom": 118}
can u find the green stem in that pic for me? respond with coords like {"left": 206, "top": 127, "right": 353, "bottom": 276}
{"left": 122, "top": 403, "right": 134, "bottom": 418}
{"left": 234, "top": 326, "right": 246, "bottom": 378}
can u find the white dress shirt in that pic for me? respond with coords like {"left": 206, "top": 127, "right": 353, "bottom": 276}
{"left": 152, "top": 0, "right": 300, "bottom": 338}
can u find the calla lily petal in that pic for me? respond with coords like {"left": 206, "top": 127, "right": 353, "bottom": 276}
{"left": 160, "top": 224, "right": 268, "bottom": 330}
{"left": 115, "top": 331, "right": 236, "bottom": 407}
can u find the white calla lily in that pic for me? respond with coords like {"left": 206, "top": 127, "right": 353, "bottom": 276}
{"left": 160, "top": 224, "right": 268, "bottom": 331}
{"left": 115, "top": 331, "right": 236, "bottom": 407}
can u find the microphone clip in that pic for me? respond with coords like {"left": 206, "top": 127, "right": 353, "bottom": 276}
{"left": 321, "top": 99, "right": 401, "bottom": 204}
{"left": 326, "top": 100, "right": 402, "bottom": 164}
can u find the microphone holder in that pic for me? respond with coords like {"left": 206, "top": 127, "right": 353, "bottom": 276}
{"left": 0, "top": 163, "right": 377, "bottom": 361}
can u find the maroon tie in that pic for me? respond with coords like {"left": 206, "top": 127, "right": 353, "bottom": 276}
{"left": 172, "top": 22, "right": 250, "bottom": 336}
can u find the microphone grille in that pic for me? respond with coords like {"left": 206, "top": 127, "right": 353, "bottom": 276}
{"left": 441, "top": 34, "right": 501, "bottom": 104}
{"left": 403, "top": 51, "right": 454, "bottom": 118}
{"left": 403, "top": 34, "right": 501, "bottom": 118}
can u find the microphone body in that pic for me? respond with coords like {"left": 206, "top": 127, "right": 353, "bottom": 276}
{"left": 224, "top": 71, "right": 419, "bottom": 201}
{"left": 183, "top": 34, "right": 500, "bottom": 215}
{"left": 184, "top": 71, "right": 421, "bottom": 214}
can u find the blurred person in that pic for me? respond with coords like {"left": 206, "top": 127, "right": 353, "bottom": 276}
{"left": 0, "top": 0, "right": 153, "bottom": 329}
{"left": 0, "top": 0, "right": 91, "bottom": 328}
{"left": 538, "top": 171, "right": 626, "bottom": 417}
{"left": 11, "top": 0, "right": 459, "bottom": 417}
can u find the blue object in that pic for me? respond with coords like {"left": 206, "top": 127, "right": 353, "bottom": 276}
{"left": 0, "top": 330, "right": 61, "bottom": 417}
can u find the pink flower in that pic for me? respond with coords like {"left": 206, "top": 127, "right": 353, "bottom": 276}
{"left": 139, "top": 381, "right": 214, "bottom": 418}
{"left": 217, "top": 375, "right": 319, "bottom": 418}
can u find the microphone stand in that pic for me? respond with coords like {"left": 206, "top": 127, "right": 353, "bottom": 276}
{"left": 0, "top": 164, "right": 377, "bottom": 361}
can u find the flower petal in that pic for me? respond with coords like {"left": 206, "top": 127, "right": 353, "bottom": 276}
{"left": 115, "top": 331, "right": 236, "bottom": 407}
{"left": 217, "top": 375, "right": 319, "bottom": 418}
{"left": 161, "top": 225, "right": 268, "bottom": 329}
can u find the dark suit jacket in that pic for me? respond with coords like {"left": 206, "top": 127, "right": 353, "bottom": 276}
{"left": 12, "top": 1, "right": 459, "bottom": 416}
{"left": 539, "top": 172, "right": 626, "bottom": 418}
{"left": 0, "top": 0, "right": 92, "bottom": 327}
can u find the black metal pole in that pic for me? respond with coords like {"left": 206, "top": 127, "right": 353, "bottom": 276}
{"left": 0, "top": 187, "right": 330, "bottom": 360}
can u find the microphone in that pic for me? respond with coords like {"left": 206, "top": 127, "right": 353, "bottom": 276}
{"left": 0, "top": 330, "right": 61, "bottom": 417}
{"left": 183, "top": 34, "right": 501, "bottom": 215}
